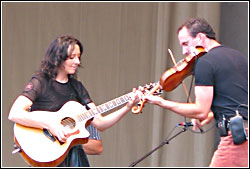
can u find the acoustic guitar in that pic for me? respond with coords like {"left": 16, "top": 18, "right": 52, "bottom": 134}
{"left": 13, "top": 82, "right": 161, "bottom": 167}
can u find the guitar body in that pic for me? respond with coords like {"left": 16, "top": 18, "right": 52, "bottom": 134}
{"left": 14, "top": 101, "right": 90, "bottom": 167}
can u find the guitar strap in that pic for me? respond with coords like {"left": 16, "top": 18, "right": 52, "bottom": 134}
{"left": 69, "top": 78, "right": 91, "bottom": 110}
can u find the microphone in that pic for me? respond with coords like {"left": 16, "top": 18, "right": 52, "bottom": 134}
{"left": 177, "top": 122, "right": 193, "bottom": 127}
{"left": 177, "top": 121, "right": 204, "bottom": 133}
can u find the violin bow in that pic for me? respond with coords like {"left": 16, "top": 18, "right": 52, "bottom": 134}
{"left": 168, "top": 49, "right": 192, "bottom": 103}
{"left": 168, "top": 49, "right": 210, "bottom": 133}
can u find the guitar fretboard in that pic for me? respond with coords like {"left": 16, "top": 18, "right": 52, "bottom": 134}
{"left": 76, "top": 92, "right": 132, "bottom": 122}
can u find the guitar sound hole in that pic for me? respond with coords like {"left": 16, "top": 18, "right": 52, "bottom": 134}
{"left": 61, "top": 117, "right": 76, "bottom": 130}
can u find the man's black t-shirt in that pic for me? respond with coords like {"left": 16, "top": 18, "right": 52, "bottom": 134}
{"left": 194, "top": 45, "right": 248, "bottom": 121}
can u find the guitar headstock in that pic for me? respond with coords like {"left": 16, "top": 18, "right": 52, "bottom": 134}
{"left": 138, "top": 82, "right": 163, "bottom": 96}
{"left": 132, "top": 82, "right": 163, "bottom": 114}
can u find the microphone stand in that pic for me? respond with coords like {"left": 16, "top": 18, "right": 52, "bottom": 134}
{"left": 129, "top": 125, "right": 188, "bottom": 167}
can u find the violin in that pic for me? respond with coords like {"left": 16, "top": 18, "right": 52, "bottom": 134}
{"left": 132, "top": 46, "right": 206, "bottom": 114}
{"left": 160, "top": 46, "right": 206, "bottom": 92}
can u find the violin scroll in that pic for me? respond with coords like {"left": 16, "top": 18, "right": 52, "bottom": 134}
{"left": 132, "top": 82, "right": 162, "bottom": 114}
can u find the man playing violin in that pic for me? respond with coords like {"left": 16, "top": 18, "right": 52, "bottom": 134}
{"left": 143, "top": 18, "right": 248, "bottom": 167}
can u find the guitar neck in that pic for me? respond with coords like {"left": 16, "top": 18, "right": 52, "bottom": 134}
{"left": 76, "top": 92, "right": 132, "bottom": 122}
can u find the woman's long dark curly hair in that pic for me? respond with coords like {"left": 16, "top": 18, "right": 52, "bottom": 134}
{"left": 39, "top": 35, "right": 83, "bottom": 79}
